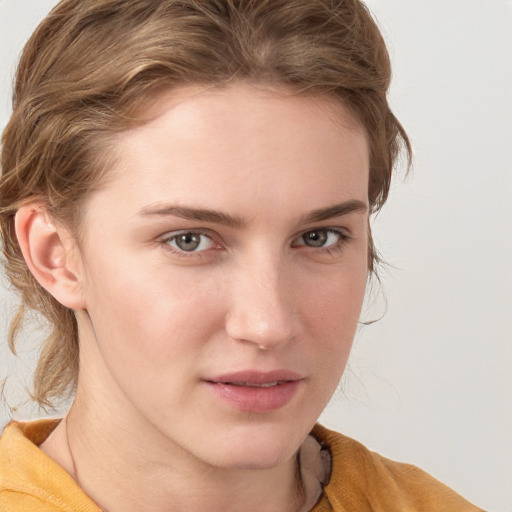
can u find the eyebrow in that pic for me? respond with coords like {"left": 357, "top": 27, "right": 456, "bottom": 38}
{"left": 139, "top": 204, "right": 247, "bottom": 228}
{"left": 138, "top": 199, "right": 368, "bottom": 227}
{"left": 301, "top": 199, "right": 368, "bottom": 223}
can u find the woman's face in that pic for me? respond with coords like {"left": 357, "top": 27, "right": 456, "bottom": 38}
{"left": 73, "top": 83, "right": 369, "bottom": 469}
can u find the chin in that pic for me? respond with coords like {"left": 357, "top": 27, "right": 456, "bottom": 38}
{"left": 194, "top": 417, "right": 311, "bottom": 470}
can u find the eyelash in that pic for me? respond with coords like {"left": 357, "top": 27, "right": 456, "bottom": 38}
{"left": 159, "top": 228, "right": 350, "bottom": 257}
{"left": 292, "top": 228, "right": 349, "bottom": 251}
{"left": 160, "top": 230, "right": 219, "bottom": 257}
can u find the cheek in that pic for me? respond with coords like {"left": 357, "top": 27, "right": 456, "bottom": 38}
{"left": 299, "top": 263, "right": 367, "bottom": 392}
{"left": 303, "top": 264, "right": 367, "bottom": 334}
{"left": 81, "top": 256, "right": 225, "bottom": 360}
{"left": 78, "top": 260, "right": 227, "bottom": 414}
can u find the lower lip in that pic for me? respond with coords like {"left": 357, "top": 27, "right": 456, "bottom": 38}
{"left": 205, "top": 380, "right": 300, "bottom": 413}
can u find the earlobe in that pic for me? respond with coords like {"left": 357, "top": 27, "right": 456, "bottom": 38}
{"left": 15, "top": 205, "right": 86, "bottom": 310}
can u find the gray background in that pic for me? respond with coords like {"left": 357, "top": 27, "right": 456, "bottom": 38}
{"left": 1, "top": 1, "right": 511, "bottom": 511}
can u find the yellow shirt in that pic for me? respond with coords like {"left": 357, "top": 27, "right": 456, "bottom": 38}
{"left": 0, "top": 420, "right": 99, "bottom": 511}
{"left": 310, "top": 424, "right": 484, "bottom": 511}
{"left": 0, "top": 420, "right": 484, "bottom": 512}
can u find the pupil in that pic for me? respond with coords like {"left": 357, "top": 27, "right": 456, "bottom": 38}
{"left": 177, "top": 233, "right": 200, "bottom": 251}
{"left": 305, "top": 230, "right": 327, "bottom": 247}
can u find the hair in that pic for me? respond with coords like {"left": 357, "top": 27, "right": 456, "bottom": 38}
{"left": 0, "top": 0, "right": 411, "bottom": 408}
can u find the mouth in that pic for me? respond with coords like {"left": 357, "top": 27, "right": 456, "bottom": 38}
{"left": 207, "top": 370, "right": 302, "bottom": 385}
{"left": 204, "top": 371, "right": 302, "bottom": 413}
{"left": 214, "top": 380, "right": 289, "bottom": 388}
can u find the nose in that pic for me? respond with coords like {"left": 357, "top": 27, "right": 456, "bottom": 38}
{"left": 225, "top": 255, "right": 298, "bottom": 350}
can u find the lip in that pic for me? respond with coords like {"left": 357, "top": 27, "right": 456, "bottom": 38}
{"left": 204, "top": 370, "right": 303, "bottom": 413}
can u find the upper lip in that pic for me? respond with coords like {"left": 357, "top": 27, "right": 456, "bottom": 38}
{"left": 206, "top": 370, "right": 303, "bottom": 385}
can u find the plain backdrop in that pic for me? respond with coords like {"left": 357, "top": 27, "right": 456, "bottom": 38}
{"left": 1, "top": 1, "right": 511, "bottom": 511}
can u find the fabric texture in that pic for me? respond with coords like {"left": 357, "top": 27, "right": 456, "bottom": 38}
{"left": 0, "top": 419, "right": 484, "bottom": 512}
{"left": 309, "top": 424, "right": 484, "bottom": 512}
{"left": 0, "top": 419, "right": 99, "bottom": 512}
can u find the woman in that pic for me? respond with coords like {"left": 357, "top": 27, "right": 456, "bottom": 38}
{"left": 0, "top": 1, "right": 484, "bottom": 511}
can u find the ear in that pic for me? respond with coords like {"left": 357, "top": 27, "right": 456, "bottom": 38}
{"left": 15, "top": 204, "right": 86, "bottom": 310}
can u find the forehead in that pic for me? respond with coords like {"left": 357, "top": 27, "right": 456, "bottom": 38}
{"left": 87, "top": 83, "right": 369, "bottom": 222}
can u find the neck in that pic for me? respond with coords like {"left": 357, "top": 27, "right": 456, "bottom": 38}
{"left": 53, "top": 391, "right": 303, "bottom": 512}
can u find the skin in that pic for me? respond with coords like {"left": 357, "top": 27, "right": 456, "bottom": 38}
{"left": 23, "top": 83, "right": 370, "bottom": 512}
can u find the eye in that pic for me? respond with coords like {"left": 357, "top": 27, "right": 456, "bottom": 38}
{"left": 162, "top": 231, "right": 215, "bottom": 253}
{"left": 294, "top": 228, "right": 346, "bottom": 249}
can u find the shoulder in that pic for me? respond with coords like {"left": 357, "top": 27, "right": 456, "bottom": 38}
{"left": 311, "top": 424, "right": 486, "bottom": 512}
{"left": 0, "top": 420, "right": 99, "bottom": 512}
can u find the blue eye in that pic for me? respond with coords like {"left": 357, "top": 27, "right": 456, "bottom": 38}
{"left": 164, "top": 231, "right": 214, "bottom": 252}
{"left": 296, "top": 229, "right": 345, "bottom": 248}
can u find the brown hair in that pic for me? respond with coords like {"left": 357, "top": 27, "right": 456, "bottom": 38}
{"left": 0, "top": 0, "right": 411, "bottom": 407}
